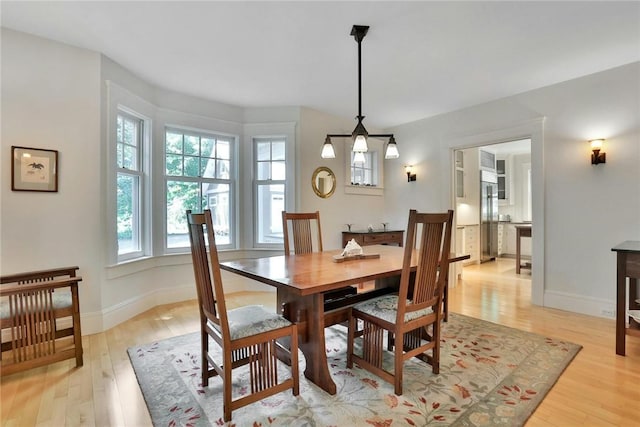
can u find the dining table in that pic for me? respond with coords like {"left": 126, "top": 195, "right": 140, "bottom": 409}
{"left": 220, "top": 244, "right": 469, "bottom": 395}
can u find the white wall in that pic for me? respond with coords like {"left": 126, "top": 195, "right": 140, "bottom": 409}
{"left": 1, "top": 29, "right": 104, "bottom": 315}
{"left": 385, "top": 62, "right": 640, "bottom": 318}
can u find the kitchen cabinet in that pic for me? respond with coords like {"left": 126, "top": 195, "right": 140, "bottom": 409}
{"left": 497, "top": 156, "right": 514, "bottom": 206}
{"left": 456, "top": 148, "right": 480, "bottom": 202}
{"left": 498, "top": 223, "right": 505, "bottom": 255}
{"left": 455, "top": 151, "right": 465, "bottom": 198}
{"left": 497, "top": 159, "right": 507, "bottom": 201}
{"left": 479, "top": 149, "right": 496, "bottom": 171}
{"left": 457, "top": 225, "right": 479, "bottom": 265}
{"left": 456, "top": 169, "right": 464, "bottom": 198}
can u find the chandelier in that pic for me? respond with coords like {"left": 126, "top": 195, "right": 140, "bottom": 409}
{"left": 320, "top": 25, "right": 399, "bottom": 162}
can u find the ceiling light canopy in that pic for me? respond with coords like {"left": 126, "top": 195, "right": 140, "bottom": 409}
{"left": 321, "top": 25, "right": 399, "bottom": 161}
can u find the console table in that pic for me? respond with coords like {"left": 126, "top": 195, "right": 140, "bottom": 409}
{"left": 611, "top": 241, "right": 640, "bottom": 356}
{"left": 342, "top": 230, "right": 404, "bottom": 248}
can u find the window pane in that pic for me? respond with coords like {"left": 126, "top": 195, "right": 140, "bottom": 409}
{"left": 204, "top": 183, "right": 230, "bottom": 245}
{"left": 116, "top": 143, "right": 123, "bottom": 168}
{"left": 256, "top": 184, "right": 284, "bottom": 244}
{"left": 352, "top": 168, "right": 364, "bottom": 184}
{"left": 184, "top": 156, "right": 200, "bottom": 177}
{"left": 364, "top": 169, "right": 372, "bottom": 184}
{"left": 256, "top": 141, "right": 271, "bottom": 161}
{"left": 272, "top": 141, "right": 285, "bottom": 160}
{"left": 201, "top": 138, "right": 215, "bottom": 157}
{"left": 272, "top": 161, "right": 286, "bottom": 180}
{"left": 166, "top": 132, "right": 183, "bottom": 154}
{"left": 117, "top": 116, "right": 124, "bottom": 143}
{"left": 217, "top": 160, "right": 230, "bottom": 179}
{"left": 351, "top": 152, "right": 376, "bottom": 185}
{"left": 217, "top": 140, "right": 230, "bottom": 159}
{"left": 166, "top": 154, "right": 183, "bottom": 176}
{"left": 123, "top": 119, "right": 136, "bottom": 145}
{"left": 123, "top": 145, "right": 137, "bottom": 170}
{"left": 166, "top": 180, "right": 200, "bottom": 248}
{"left": 117, "top": 173, "right": 140, "bottom": 254}
{"left": 184, "top": 135, "right": 199, "bottom": 156}
{"left": 257, "top": 162, "right": 270, "bottom": 180}
{"left": 201, "top": 157, "right": 216, "bottom": 178}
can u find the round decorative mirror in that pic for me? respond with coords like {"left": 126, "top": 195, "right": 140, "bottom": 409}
{"left": 312, "top": 166, "right": 336, "bottom": 198}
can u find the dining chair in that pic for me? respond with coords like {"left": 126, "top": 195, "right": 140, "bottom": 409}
{"left": 282, "top": 210, "right": 359, "bottom": 298}
{"left": 281, "top": 211, "right": 323, "bottom": 255}
{"left": 186, "top": 209, "right": 299, "bottom": 422}
{"left": 347, "top": 209, "right": 454, "bottom": 395}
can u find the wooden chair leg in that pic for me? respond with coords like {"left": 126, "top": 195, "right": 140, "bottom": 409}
{"left": 290, "top": 326, "right": 299, "bottom": 396}
{"left": 71, "top": 286, "right": 83, "bottom": 367}
{"left": 347, "top": 313, "right": 355, "bottom": 368}
{"left": 223, "top": 366, "right": 232, "bottom": 422}
{"left": 394, "top": 339, "right": 404, "bottom": 395}
{"left": 201, "top": 332, "right": 209, "bottom": 387}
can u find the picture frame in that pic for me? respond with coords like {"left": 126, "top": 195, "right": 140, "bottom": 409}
{"left": 11, "top": 146, "right": 59, "bottom": 192}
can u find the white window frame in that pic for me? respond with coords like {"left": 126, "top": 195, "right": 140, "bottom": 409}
{"left": 253, "top": 137, "right": 287, "bottom": 247}
{"left": 106, "top": 81, "right": 153, "bottom": 265}
{"left": 344, "top": 138, "right": 384, "bottom": 196}
{"left": 116, "top": 111, "right": 147, "bottom": 261}
{"left": 244, "top": 122, "right": 296, "bottom": 249}
{"left": 163, "top": 126, "right": 237, "bottom": 253}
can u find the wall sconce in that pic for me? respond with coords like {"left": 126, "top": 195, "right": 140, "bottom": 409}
{"left": 405, "top": 165, "right": 417, "bottom": 182}
{"left": 589, "top": 139, "right": 606, "bottom": 165}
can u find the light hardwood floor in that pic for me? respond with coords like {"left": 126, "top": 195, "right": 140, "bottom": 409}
{"left": 2, "top": 258, "right": 639, "bottom": 426}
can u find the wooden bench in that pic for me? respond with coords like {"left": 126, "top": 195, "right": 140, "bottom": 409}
{"left": 1, "top": 266, "right": 83, "bottom": 376}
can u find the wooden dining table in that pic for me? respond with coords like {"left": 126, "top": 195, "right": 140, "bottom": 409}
{"left": 220, "top": 244, "right": 468, "bottom": 395}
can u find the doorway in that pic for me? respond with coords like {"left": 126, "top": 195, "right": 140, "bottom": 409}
{"left": 453, "top": 139, "right": 533, "bottom": 295}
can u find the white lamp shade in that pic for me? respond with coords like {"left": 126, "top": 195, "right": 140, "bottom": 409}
{"left": 352, "top": 135, "right": 368, "bottom": 152}
{"left": 385, "top": 142, "right": 400, "bottom": 159}
{"left": 321, "top": 140, "right": 336, "bottom": 159}
{"left": 590, "top": 139, "right": 604, "bottom": 150}
{"left": 353, "top": 151, "right": 366, "bottom": 164}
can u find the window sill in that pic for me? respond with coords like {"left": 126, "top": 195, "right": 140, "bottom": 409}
{"left": 106, "top": 248, "right": 284, "bottom": 279}
{"left": 344, "top": 185, "right": 384, "bottom": 197}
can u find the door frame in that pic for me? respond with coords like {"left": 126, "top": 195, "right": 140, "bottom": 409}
{"left": 446, "top": 118, "right": 545, "bottom": 306}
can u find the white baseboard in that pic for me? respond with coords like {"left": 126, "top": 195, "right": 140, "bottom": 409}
{"left": 81, "top": 274, "right": 276, "bottom": 335}
{"left": 81, "top": 284, "right": 196, "bottom": 334}
{"left": 544, "top": 289, "right": 616, "bottom": 319}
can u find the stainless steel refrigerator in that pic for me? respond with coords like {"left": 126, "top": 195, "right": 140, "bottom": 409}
{"left": 480, "top": 170, "right": 498, "bottom": 262}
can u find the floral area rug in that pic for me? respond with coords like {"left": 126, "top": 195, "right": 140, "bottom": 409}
{"left": 127, "top": 313, "right": 581, "bottom": 426}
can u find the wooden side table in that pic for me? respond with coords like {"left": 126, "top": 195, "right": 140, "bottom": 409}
{"left": 342, "top": 230, "right": 404, "bottom": 248}
{"left": 611, "top": 241, "right": 640, "bottom": 356}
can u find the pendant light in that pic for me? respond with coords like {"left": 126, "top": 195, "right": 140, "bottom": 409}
{"left": 321, "top": 25, "right": 399, "bottom": 160}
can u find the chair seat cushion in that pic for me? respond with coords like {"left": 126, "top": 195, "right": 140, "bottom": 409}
{"left": 221, "top": 305, "right": 292, "bottom": 340}
{"left": 0, "top": 291, "right": 72, "bottom": 320}
{"left": 353, "top": 294, "right": 433, "bottom": 324}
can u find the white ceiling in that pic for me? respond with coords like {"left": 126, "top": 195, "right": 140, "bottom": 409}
{"left": 2, "top": 1, "right": 639, "bottom": 129}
